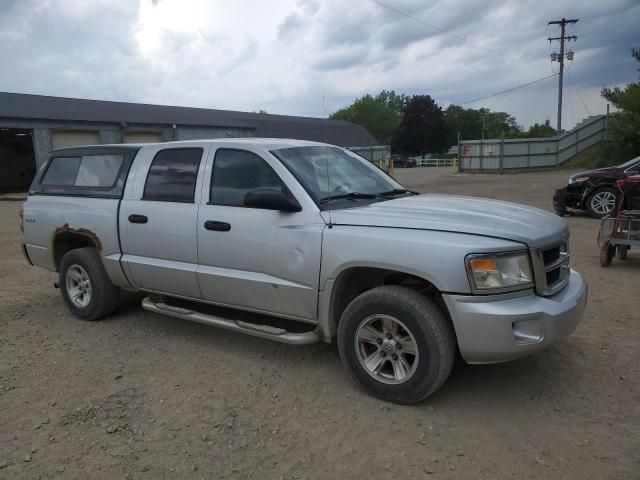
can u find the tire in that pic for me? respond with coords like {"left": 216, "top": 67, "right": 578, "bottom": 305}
{"left": 587, "top": 187, "right": 618, "bottom": 219}
{"left": 599, "top": 245, "right": 614, "bottom": 267}
{"left": 59, "top": 247, "right": 120, "bottom": 321}
{"left": 337, "top": 285, "right": 456, "bottom": 404}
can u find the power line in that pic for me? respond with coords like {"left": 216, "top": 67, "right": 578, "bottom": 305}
{"left": 566, "top": 77, "right": 577, "bottom": 128}
{"left": 369, "top": 0, "right": 474, "bottom": 44}
{"left": 368, "top": 0, "right": 547, "bottom": 74}
{"left": 457, "top": 73, "right": 558, "bottom": 106}
{"left": 367, "top": 0, "right": 561, "bottom": 111}
{"left": 566, "top": 67, "right": 590, "bottom": 116}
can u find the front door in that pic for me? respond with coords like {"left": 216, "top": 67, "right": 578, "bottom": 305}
{"left": 120, "top": 146, "right": 207, "bottom": 298}
{"left": 196, "top": 148, "right": 324, "bottom": 321}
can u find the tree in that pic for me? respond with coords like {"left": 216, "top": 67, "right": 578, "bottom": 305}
{"left": 444, "top": 105, "right": 483, "bottom": 146}
{"left": 601, "top": 48, "right": 640, "bottom": 152}
{"left": 523, "top": 120, "right": 556, "bottom": 138}
{"left": 482, "top": 110, "right": 522, "bottom": 138}
{"left": 443, "top": 106, "right": 523, "bottom": 144}
{"left": 374, "top": 90, "right": 410, "bottom": 117}
{"left": 393, "top": 95, "right": 447, "bottom": 155}
{"left": 330, "top": 93, "right": 400, "bottom": 144}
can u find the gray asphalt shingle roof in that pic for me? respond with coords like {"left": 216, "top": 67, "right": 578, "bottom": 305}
{"left": 0, "top": 92, "right": 379, "bottom": 147}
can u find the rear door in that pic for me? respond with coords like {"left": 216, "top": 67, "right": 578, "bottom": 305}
{"left": 120, "top": 144, "right": 209, "bottom": 298}
{"left": 196, "top": 147, "right": 325, "bottom": 321}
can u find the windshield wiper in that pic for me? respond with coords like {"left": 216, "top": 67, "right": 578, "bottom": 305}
{"left": 319, "top": 192, "right": 383, "bottom": 203}
{"left": 377, "top": 188, "right": 418, "bottom": 197}
{"left": 319, "top": 189, "right": 418, "bottom": 204}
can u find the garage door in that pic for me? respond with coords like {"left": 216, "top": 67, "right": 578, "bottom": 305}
{"left": 0, "top": 128, "right": 36, "bottom": 192}
{"left": 51, "top": 130, "right": 101, "bottom": 149}
{"left": 123, "top": 132, "right": 162, "bottom": 143}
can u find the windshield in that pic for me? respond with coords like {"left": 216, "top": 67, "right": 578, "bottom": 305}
{"left": 619, "top": 155, "right": 640, "bottom": 169}
{"left": 271, "top": 146, "right": 403, "bottom": 207}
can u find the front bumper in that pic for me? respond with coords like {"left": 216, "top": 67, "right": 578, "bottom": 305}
{"left": 442, "top": 269, "right": 587, "bottom": 364}
{"left": 553, "top": 185, "right": 587, "bottom": 215}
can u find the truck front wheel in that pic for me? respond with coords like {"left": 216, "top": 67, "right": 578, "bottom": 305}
{"left": 337, "top": 286, "right": 456, "bottom": 404}
{"left": 59, "top": 247, "right": 120, "bottom": 321}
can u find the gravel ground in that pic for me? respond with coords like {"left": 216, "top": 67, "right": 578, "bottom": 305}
{"left": 1, "top": 167, "right": 638, "bottom": 479}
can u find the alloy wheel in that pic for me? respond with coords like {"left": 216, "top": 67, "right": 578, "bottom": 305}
{"left": 591, "top": 191, "right": 616, "bottom": 215}
{"left": 65, "top": 264, "right": 92, "bottom": 308}
{"left": 354, "top": 314, "right": 419, "bottom": 384}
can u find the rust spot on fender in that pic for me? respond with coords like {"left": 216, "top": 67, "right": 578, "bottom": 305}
{"left": 53, "top": 223, "right": 70, "bottom": 239}
{"left": 53, "top": 223, "right": 103, "bottom": 252}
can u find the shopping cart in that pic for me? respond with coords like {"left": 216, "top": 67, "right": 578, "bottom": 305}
{"left": 598, "top": 175, "right": 640, "bottom": 266}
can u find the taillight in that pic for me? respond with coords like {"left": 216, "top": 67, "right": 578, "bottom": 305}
{"left": 19, "top": 207, "right": 24, "bottom": 233}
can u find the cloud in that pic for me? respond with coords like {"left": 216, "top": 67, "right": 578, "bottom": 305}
{"left": 0, "top": 0, "right": 49, "bottom": 41}
{"left": 0, "top": 0, "right": 637, "bottom": 130}
{"left": 313, "top": 46, "right": 370, "bottom": 71}
{"left": 297, "top": 0, "right": 319, "bottom": 16}
{"left": 278, "top": 12, "right": 303, "bottom": 39}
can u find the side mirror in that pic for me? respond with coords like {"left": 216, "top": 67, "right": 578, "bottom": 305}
{"left": 244, "top": 188, "right": 301, "bottom": 212}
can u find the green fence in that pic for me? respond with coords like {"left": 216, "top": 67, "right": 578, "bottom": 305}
{"left": 458, "top": 115, "right": 607, "bottom": 172}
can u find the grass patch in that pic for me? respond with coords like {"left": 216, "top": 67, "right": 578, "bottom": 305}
{"left": 563, "top": 142, "right": 638, "bottom": 170}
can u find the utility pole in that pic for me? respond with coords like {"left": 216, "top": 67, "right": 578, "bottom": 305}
{"left": 548, "top": 18, "right": 578, "bottom": 134}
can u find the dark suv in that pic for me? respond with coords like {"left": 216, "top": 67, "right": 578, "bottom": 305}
{"left": 554, "top": 156, "right": 640, "bottom": 218}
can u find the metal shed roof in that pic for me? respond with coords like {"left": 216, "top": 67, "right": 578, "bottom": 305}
{"left": 0, "top": 92, "right": 379, "bottom": 147}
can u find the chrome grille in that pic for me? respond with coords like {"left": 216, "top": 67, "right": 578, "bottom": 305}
{"left": 531, "top": 239, "right": 570, "bottom": 296}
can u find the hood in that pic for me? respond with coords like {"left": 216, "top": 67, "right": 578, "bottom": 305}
{"left": 327, "top": 194, "right": 569, "bottom": 248}
{"left": 570, "top": 166, "right": 619, "bottom": 181}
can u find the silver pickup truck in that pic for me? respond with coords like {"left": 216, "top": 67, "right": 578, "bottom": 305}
{"left": 21, "top": 138, "right": 587, "bottom": 404}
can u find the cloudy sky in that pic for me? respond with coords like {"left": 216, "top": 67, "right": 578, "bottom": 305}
{"left": 1, "top": 0, "right": 638, "bottom": 130}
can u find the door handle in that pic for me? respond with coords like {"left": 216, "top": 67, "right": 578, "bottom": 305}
{"left": 204, "top": 220, "right": 231, "bottom": 232}
{"left": 128, "top": 214, "right": 148, "bottom": 224}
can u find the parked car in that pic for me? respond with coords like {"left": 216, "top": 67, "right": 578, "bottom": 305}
{"left": 21, "top": 139, "right": 587, "bottom": 404}
{"left": 391, "top": 154, "right": 416, "bottom": 168}
{"left": 553, "top": 155, "right": 640, "bottom": 218}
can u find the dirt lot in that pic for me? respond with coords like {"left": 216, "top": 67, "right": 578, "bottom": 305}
{"left": 1, "top": 168, "right": 638, "bottom": 479}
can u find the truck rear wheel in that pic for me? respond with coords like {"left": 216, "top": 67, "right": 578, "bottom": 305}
{"left": 59, "top": 247, "right": 120, "bottom": 321}
{"left": 337, "top": 285, "right": 456, "bottom": 404}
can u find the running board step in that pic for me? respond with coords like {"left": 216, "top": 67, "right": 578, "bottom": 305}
{"left": 141, "top": 297, "right": 321, "bottom": 345}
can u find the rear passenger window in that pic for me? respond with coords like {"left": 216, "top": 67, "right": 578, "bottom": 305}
{"left": 210, "top": 149, "right": 286, "bottom": 207}
{"left": 143, "top": 148, "right": 203, "bottom": 203}
{"left": 75, "top": 155, "right": 123, "bottom": 187}
{"left": 42, "top": 154, "right": 123, "bottom": 187}
{"left": 42, "top": 157, "right": 81, "bottom": 185}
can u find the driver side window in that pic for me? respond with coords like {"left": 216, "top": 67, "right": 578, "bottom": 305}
{"left": 210, "top": 149, "right": 286, "bottom": 207}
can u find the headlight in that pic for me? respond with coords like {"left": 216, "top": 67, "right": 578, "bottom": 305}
{"left": 569, "top": 176, "right": 589, "bottom": 184}
{"left": 466, "top": 251, "right": 534, "bottom": 293}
